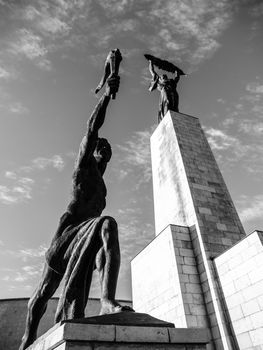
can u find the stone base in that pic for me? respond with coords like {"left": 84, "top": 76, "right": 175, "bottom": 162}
{"left": 215, "top": 230, "right": 263, "bottom": 349}
{"left": 28, "top": 312, "right": 209, "bottom": 350}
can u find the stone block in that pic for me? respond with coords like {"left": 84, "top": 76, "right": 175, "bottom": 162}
{"left": 233, "top": 317, "right": 253, "bottom": 335}
{"left": 250, "top": 311, "right": 263, "bottom": 329}
{"left": 241, "top": 299, "right": 260, "bottom": 317}
{"left": 248, "top": 266, "right": 263, "bottom": 284}
{"left": 249, "top": 327, "right": 263, "bottom": 346}
{"left": 116, "top": 326, "right": 169, "bottom": 343}
{"left": 228, "top": 305, "right": 244, "bottom": 322}
{"left": 168, "top": 328, "right": 209, "bottom": 343}
{"left": 236, "top": 332, "right": 253, "bottom": 349}
{"left": 182, "top": 265, "right": 198, "bottom": 275}
{"left": 198, "top": 207, "right": 212, "bottom": 215}
{"left": 63, "top": 323, "right": 115, "bottom": 342}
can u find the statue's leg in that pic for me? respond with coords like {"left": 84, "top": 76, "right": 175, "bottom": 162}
{"left": 96, "top": 217, "right": 134, "bottom": 314}
{"left": 54, "top": 258, "right": 95, "bottom": 323}
{"left": 19, "top": 263, "right": 62, "bottom": 350}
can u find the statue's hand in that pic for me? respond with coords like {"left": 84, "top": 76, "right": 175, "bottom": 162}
{"left": 105, "top": 75, "right": 120, "bottom": 97}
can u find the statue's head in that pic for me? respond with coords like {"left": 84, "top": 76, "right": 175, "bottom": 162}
{"left": 95, "top": 138, "right": 112, "bottom": 163}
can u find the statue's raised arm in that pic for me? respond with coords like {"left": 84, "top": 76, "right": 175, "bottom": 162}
{"left": 75, "top": 75, "right": 119, "bottom": 170}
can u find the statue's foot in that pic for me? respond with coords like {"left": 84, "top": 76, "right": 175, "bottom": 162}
{"left": 100, "top": 298, "right": 134, "bottom": 315}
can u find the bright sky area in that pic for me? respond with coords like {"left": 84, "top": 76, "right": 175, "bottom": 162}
{"left": 0, "top": 0, "right": 262, "bottom": 301}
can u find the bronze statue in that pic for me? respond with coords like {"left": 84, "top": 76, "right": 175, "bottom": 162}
{"left": 145, "top": 54, "right": 185, "bottom": 123}
{"left": 19, "top": 50, "right": 133, "bottom": 350}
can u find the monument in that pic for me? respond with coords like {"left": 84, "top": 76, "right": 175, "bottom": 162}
{"left": 19, "top": 51, "right": 209, "bottom": 350}
{"left": 131, "top": 57, "right": 263, "bottom": 349}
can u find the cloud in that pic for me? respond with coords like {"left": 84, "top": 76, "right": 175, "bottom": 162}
{"left": 0, "top": 0, "right": 240, "bottom": 77}
{"left": 5, "top": 171, "right": 17, "bottom": 180}
{"left": 0, "top": 65, "right": 11, "bottom": 79}
{"left": 204, "top": 125, "right": 263, "bottom": 174}
{"left": 237, "top": 195, "right": 263, "bottom": 224}
{"left": 0, "top": 175, "right": 34, "bottom": 204}
{"left": 205, "top": 127, "right": 241, "bottom": 151}
{"left": 7, "top": 102, "right": 29, "bottom": 114}
{"left": 0, "top": 154, "right": 65, "bottom": 205}
{"left": 246, "top": 82, "right": 263, "bottom": 94}
{"left": 138, "top": 0, "right": 234, "bottom": 67}
{"left": 11, "top": 29, "right": 47, "bottom": 59}
{"left": 248, "top": 2, "right": 263, "bottom": 18}
{"left": 1, "top": 263, "right": 43, "bottom": 284}
{"left": 0, "top": 86, "right": 28, "bottom": 115}
{"left": 10, "top": 29, "right": 51, "bottom": 70}
{"left": 116, "top": 126, "right": 155, "bottom": 186}
{"left": 0, "top": 101, "right": 29, "bottom": 115}
{"left": 23, "top": 5, "right": 71, "bottom": 36}
{"left": 18, "top": 245, "right": 47, "bottom": 260}
{"left": 239, "top": 120, "right": 263, "bottom": 135}
{"left": 31, "top": 155, "right": 65, "bottom": 171}
{"left": 1, "top": 244, "right": 47, "bottom": 261}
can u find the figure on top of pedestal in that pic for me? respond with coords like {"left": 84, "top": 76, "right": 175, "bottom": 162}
{"left": 145, "top": 54, "right": 186, "bottom": 123}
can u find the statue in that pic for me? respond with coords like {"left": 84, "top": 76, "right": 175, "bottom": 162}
{"left": 144, "top": 54, "right": 185, "bottom": 123}
{"left": 19, "top": 50, "right": 133, "bottom": 350}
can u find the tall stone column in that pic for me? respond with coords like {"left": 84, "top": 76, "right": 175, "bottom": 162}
{"left": 131, "top": 111, "right": 246, "bottom": 350}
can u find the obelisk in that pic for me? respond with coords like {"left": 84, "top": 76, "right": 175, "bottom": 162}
{"left": 131, "top": 111, "right": 246, "bottom": 349}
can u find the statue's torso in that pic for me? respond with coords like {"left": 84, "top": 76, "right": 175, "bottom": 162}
{"left": 67, "top": 156, "right": 106, "bottom": 220}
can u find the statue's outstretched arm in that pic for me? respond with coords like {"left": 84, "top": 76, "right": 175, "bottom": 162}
{"left": 149, "top": 60, "right": 157, "bottom": 78}
{"left": 75, "top": 76, "right": 119, "bottom": 169}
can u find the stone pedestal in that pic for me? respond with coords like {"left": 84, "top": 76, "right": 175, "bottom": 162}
{"left": 131, "top": 111, "right": 248, "bottom": 349}
{"left": 27, "top": 313, "right": 209, "bottom": 350}
{"left": 214, "top": 230, "right": 263, "bottom": 349}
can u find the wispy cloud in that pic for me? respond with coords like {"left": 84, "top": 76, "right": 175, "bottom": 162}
{"left": 1, "top": 244, "right": 47, "bottom": 261}
{"left": 0, "top": 65, "right": 11, "bottom": 79}
{"left": 0, "top": 154, "right": 65, "bottom": 205}
{"left": 0, "top": 86, "right": 28, "bottom": 115}
{"left": 31, "top": 155, "right": 65, "bottom": 171}
{"left": 10, "top": 29, "right": 51, "bottom": 70}
{"left": 116, "top": 126, "right": 155, "bottom": 187}
{"left": 0, "top": 176, "right": 34, "bottom": 205}
{"left": 219, "top": 79, "right": 263, "bottom": 138}
{"left": 20, "top": 155, "right": 65, "bottom": 173}
{"left": 8, "top": 102, "right": 29, "bottom": 114}
{"left": 1, "top": 263, "right": 43, "bottom": 284}
{"left": 205, "top": 126, "right": 263, "bottom": 174}
{"left": 23, "top": 4, "right": 71, "bottom": 36}
{"left": 237, "top": 195, "right": 263, "bottom": 224}
{"left": 246, "top": 82, "right": 263, "bottom": 94}
{"left": 205, "top": 127, "right": 242, "bottom": 151}
{"left": 0, "top": 0, "right": 246, "bottom": 78}
{"left": 0, "top": 244, "right": 46, "bottom": 291}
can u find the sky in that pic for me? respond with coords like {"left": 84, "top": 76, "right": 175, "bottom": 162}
{"left": 0, "top": 0, "right": 263, "bottom": 302}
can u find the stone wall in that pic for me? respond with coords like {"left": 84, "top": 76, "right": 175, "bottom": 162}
{"left": 0, "top": 297, "right": 132, "bottom": 350}
{"left": 215, "top": 230, "right": 263, "bottom": 349}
